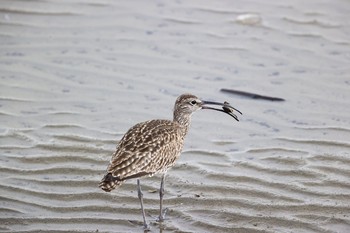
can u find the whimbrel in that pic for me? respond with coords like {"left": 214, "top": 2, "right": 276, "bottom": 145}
{"left": 99, "top": 93, "right": 241, "bottom": 230}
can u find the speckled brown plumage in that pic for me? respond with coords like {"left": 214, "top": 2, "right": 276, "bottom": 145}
{"left": 100, "top": 119, "right": 184, "bottom": 191}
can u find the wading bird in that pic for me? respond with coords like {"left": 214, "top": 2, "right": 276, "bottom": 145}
{"left": 99, "top": 93, "right": 241, "bottom": 230}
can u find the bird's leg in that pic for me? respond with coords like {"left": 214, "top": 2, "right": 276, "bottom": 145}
{"left": 137, "top": 179, "right": 150, "bottom": 231}
{"left": 157, "top": 174, "right": 168, "bottom": 222}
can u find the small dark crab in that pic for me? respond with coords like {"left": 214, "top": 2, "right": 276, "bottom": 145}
{"left": 201, "top": 100, "right": 242, "bottom": 121}
{"left": 222, "top": 101, "right": 242, "bottom": 121}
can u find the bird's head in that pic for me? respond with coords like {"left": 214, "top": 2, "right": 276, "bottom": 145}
{"left": 174, "top": 93, "right": 242, "bottom": 123}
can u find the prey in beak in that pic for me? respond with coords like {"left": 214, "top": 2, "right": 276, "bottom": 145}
{"left": 201, "top": 100, "right": 242, "bottom": 121}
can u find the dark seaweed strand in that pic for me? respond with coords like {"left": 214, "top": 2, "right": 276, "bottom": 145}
{"left": 221, "top": 88, "right": 285, "bottom": 101}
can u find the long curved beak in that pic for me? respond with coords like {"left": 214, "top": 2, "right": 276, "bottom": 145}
{"left": 202, "top": 100, "right": 242, "bottom": 121}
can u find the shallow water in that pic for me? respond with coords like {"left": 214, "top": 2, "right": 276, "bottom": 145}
{"left": 1, "top": 0, "right": 350, "bottom": 232}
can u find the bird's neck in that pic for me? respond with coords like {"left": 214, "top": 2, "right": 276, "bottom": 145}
{"left": 173, "top": 112, "right": 191, "bottom": 138}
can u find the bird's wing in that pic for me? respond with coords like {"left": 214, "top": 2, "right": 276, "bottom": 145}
{"left": 107, "top": 120, "right": 183, "bottom": 180}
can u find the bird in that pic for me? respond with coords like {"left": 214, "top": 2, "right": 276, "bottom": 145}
{"left": 99, "top": 93, "right": 242, "bottom": 230}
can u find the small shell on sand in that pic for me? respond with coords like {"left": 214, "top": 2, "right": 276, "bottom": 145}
{"left": 236, "top": 14, "right": 262, "bottom": 25}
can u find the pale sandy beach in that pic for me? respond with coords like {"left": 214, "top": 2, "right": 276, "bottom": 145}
{"left": 1, "top": 0, "right": 350, "bottom": 232}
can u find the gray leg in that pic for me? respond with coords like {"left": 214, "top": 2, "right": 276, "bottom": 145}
{"left": 157, "top": 174, "right": 168, "bottom": 222}
{"left": 137, "top": 179, "right": 150, "bottom": 231}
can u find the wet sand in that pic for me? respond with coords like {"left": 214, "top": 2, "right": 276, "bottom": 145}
{"left": 1, "top": 0, "right": 350, "bottom": 232}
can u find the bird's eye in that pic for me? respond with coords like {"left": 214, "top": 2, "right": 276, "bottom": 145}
{"left": 190, "top": 100, "right": 197, "bottom": 105}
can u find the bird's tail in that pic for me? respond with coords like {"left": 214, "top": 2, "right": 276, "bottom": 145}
{"left": 99, "top": 173, "right": 123, "bottom": 192}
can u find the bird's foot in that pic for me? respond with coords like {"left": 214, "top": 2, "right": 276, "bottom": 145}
{"left": 128, "top": 220, "right": 151, "bottom": 231}
{"left": 156, "top": 208, "right": 168, "bottom": 222}
{"left": 143, "top": 223, "right": 151, "bottom": 232}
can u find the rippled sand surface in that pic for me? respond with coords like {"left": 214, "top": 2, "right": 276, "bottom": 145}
{"left": 1, "top": 0, "right": 350, "bottom": 232}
